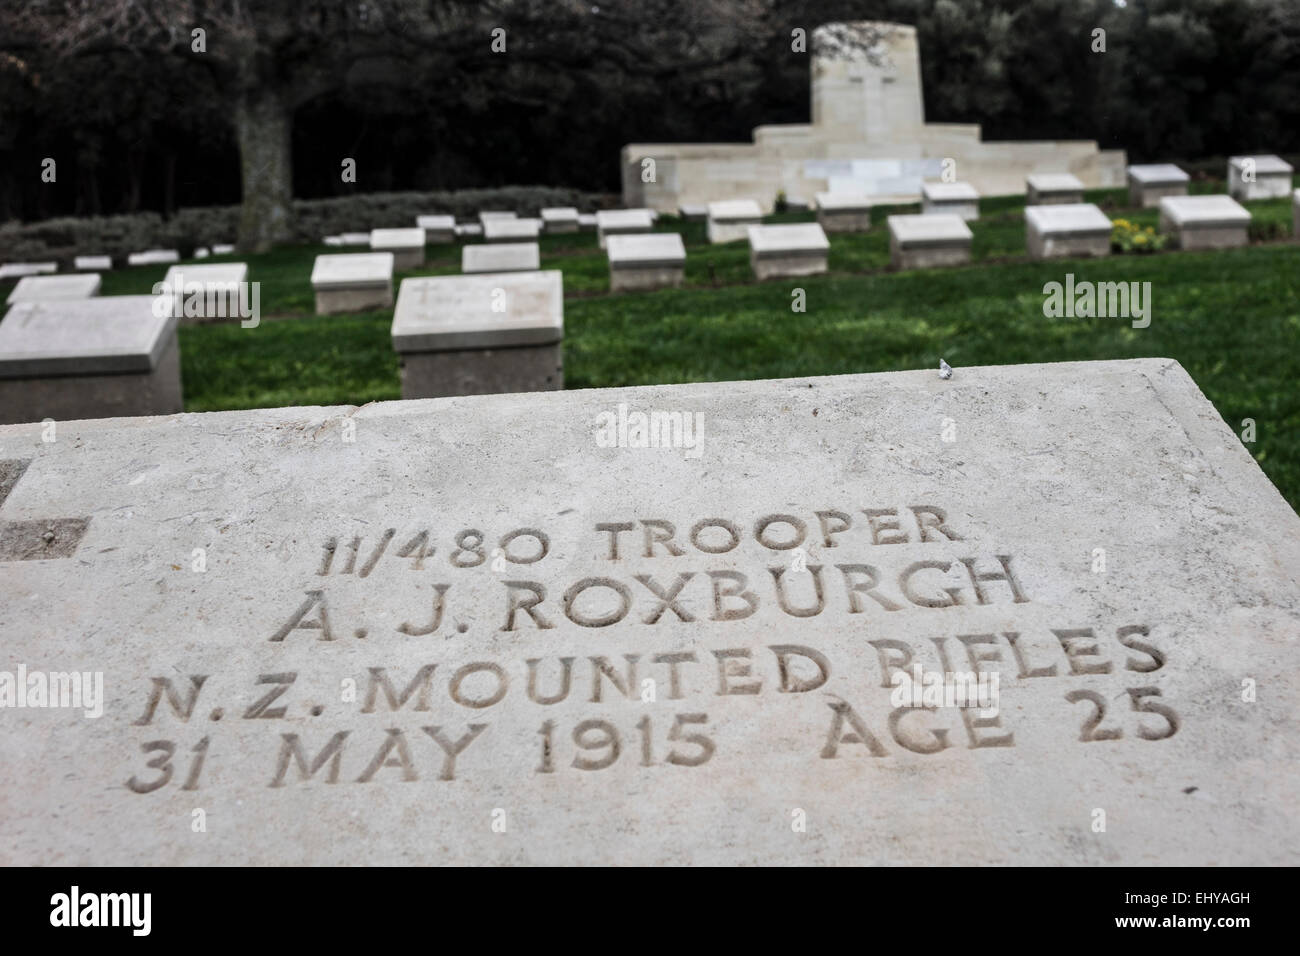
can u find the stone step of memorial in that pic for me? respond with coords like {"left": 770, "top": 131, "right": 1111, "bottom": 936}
{"left": 390, "top": 271, "right": 563, "bottom": 398}
{"left": 887, "top": 214, "right": 973, "bottom": 270}
{"left": 310, "top": 253, "right": 395, "bottom": 315}
{"left": 1158, "top": 195, "right": 1251, "bottom": 250}
{"left": 1126, "top": 163, "right": 1189, "bottom": 208}
{"left": 606, "top": 233, "right": 687, "bottom": 292}
{"left": 1025, "top": 203, "right": 1112, "bottom": 260}
{"left": 0, "top": 295, "right": 182, "bottom": 423}
{"left": 5, "top": 273, "right": 102, "bottom": 306}
{"left": 747, "top": 222, "right": 829, "bottom": 279}
{"left": 463, "top": 242, "right": 540, "bottom": 274}
{"left": 1228, "top": 154, "right": 1293, "bottom": 201}
{"left": 707, "top": 199, "right": 763, "bottom": 244}
{"left": 1, "top": 357, "right": 1296, "bottom": 865}
{"left": 369, "top": 229, "right": 426, "bottom": 271}
{"left": 920, "top": 181, "right": 980, "bottom": 221}
{"left": 815, "top": 192, "right": 872, "bottom": 233}
{"left": 1026, "top": 173, "right": 1085, "bottom": 206}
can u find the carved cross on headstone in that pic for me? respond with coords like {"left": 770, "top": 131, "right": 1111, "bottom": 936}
{"left": 0, "top": 458, "right": 90, "bottom": 561}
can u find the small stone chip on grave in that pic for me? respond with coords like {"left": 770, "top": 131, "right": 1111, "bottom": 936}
{"left": 416, "top": 215, "right": 456, "bottom": 244}
{"left": 606, "top": 233, "right": 687, "bottom": 292}
{"left": 1158, "top": 195, "right": 1251, "bottom": 251}
{"left": 747, "top": 222, "right": 829, "bottom": 279}
{"left": 74, "top": 256, "right": 112, "bottom": 271}
{"left": 0, "top": 295, "right": 182, "bottom": 423}
{"left": 815, "top": 192, "right": 872, "bottom": 233}
{"left": 1025, "top": 203, "right": 1112, "bottom": 260}
{"left": 1, "top": 357, "right": 1298, "bottom": 865}
{"left": 595, "top": 209, "right": 655, "bottom": 250}
{"left": 1126, "top": 164, "right": 1189, "bottom": 208}
{"left": 462, "top": 242, "right": 541, "bottom": 274}
{"left": 707, "top": 199, "right": 763, "bottom": 244}
{"left": 310, "top": 252, "right": 395, "bottom": 315}
{"left": 483, "top": 218, "right": 543, "bottom": 243}
{"left": 0, "top": 263, "right": 58, "bottom": 279}
{"left": 6, "top": 274, "right": 102, "bottom": 306}
{"left": 921, "top": 182, "right": 980, "bottom": 221}
{"left": 391, "top": 270, "right": 563, "bottom": 398}
{"left": 1026, "top": 173, "right": 1085, "bottom": 206}
{"left": 126, "top": 249, "right": 180, "bottom": 266}
{"left": 541, "top": 208, "right": 580, "bottom": 234}
{"left": 161, "top": 262, "right": 251, "bottom": 324}
{"left": 887, "top": 214, "right": 973, "bottom": 270}
{"left": 369, "top": 229, "right": 426, "bottom": 271}
{"left": 1228, "top": 154, "right": 1294, "bottom": 201}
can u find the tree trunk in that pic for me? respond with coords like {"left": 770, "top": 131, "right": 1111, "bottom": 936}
{"left": 235, "top": 88, "right": 294, "bottom": 252}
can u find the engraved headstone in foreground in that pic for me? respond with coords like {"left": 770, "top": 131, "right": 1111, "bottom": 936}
{"left": 1, "top": 358, "right": 1297, "bottom": 865}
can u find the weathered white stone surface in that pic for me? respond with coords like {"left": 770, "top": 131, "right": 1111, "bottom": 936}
{"left": 1228, "top": 154, "right": 1294, "bottom": 200}
{"left": 1158, "top": 195, "right": 1250, "bottom": 228}
{"left": 708, "top": 200, "right": 763, "bottom": 243}
{"left": 606, "top": 233, "right": 687, "bottom": 268}
{"left": 1025, "top": 203, "right": 1111, "bottom": 259}
{"left": 483, "top": 218, "right": 542, "bottom": 242}
{"left": 370, "top": 229, "right": 425, "bottom": 251}
{"left": 0, "top": 295, "right": 174, "bottom": 376}
{"left": 392, "top": 271, "right": 563, "bottom": 352}
{"left": 921, "top": 181, "right": 980, "bottom": 220}
{"left": 888, "top": 215, "right": 972, "bottom": 269}
{"left": 1026, "top": 173, "right": 1085, "bottom": 205}
{"left": 748, "top": 222, "right": 829, "bottom": 256}
{"left": 127, "top": 249, "right": 180, "bottom": 266}
{"left": 478, "top": 211, "right": 518, "bottom": 227}
{"left": 74, "top": 256, "right": 112, "bottom": 271}
{"left": 0, "top": 357, "right": 1297, "bottom": 865}
{"left": 463, "top": 242, "right": 540, "bottom": 274}
{"left": 541, "top": 208, "right": 579, "bottom": 233}
{"left": 596, "top": 209, "right": 655, "bottom": 249}
{"left": 416, "top": 215, "right": 455, "bottom": 231}
{"left": 0, "top": 263, "right": 58, "bottom": 279}
{"left": 6, "top": 274, "right": 102, "bottom": 305}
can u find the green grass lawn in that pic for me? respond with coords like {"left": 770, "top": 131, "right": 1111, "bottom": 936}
{"left": 5, "top": 182, "right": 1299, "bottom": 507}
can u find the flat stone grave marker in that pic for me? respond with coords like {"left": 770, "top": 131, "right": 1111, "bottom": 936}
{"left": 707, "top": 199, "right": 763, "bottom": 244}
{"left": 6, "top": 274, "right": 102, "bottom": 305}
{"left": 1127, "top": 164, "right": 1189, "bottom": 208}
{"left": 0, "top": 263, "right": 58, "bottom": 279}
{"left": 334, "top": 235, "right": 369, "bottom": 247}
{"left": 455, "top": 224, "right": 484, "bottom": 238}
{"left": 678, "top": 204, "right": 707, "bottom": 221}
{"left": 541, "top": 208, "right": 580, "bottom": 234}
{"left": 478, "top": 211, "right": 518, "bottom": 228}
{"left": 74, "top": 256, "right": 112, "bottom": 271}
{"left": 1025, "top": 203, "right": 1112, "bottom": 260}
{"left": 921, "top": 182, "right": 980, "bottom": 221}
{"left": 213, "top": 244, "right": 236, "bottom": 254}
{"left": 194, "top": 248, "right": 210, "bottom": 259}
{"left": 161, "top": 263, "right": 252, "bottom": 325}
{"left": 596, "top": 209, "right": 655, "bottom": 250}
{"left": 815, "top": 192, "right": 872, "bottom": 233}
{"left": 887, "top": 214, "right": 973, "bottom": 270}
{"left": 0, "top": 295, "right": 182, "bottom": 423}
{"left": 1228, "top": 154, "right": 1294, "bottom": 201}
{"left": 463, "top": 242, "right": 540, "bottom": 274}
{"left": 391, "top": 270, "right": 563, "bottom": 398}
{"left": 127, "top": 249, "right": 180, "bottom": 266}
{"left": 310, "top": 253, "right": 395, "bottom": 315}
{"left": 370, "top": 229, "right": 426, "bottom": 271}
{"left": 416, "top": 216, "right": 456, "bottom": 244}
{"left": 1026, "top": 173, "right": 1085, "bottom": 206}
{"left": 1158, "top": 195, "right": 1251, "bottom": 251}
{"left": 577, "top": 213, "right": 597, "bottom": 231}
{"left": 1, "top": 357, "right": 1297, "bottom": 865}
{"left": 484, "top": 218, "right": 542, "bottom": 243}
{"left": 747, "top": 222, "right": 829, "bottom": 279}
{"left": 606, "top": 233, "right": 687, "bottom": 292}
